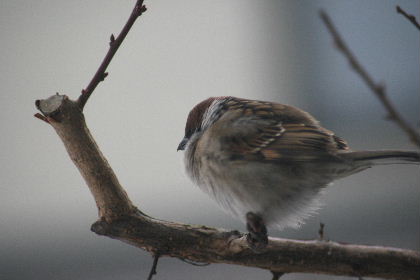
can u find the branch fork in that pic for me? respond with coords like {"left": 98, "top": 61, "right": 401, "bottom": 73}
{"left": 34, "top": 2, "right": 420, "bottom": 279}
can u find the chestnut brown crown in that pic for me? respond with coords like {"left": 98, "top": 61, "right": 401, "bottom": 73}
{"left": 177, "top": 97, "right": 225, "bottom": 151}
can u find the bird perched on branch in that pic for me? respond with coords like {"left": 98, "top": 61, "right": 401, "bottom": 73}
{"left": 178, "top": 96, "right": 420, "bottom": 249}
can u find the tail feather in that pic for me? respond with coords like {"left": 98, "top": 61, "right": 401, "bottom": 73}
{"left": 341, "top": 150, "right": 420, "bottom": 166}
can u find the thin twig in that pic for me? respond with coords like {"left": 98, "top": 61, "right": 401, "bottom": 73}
{"left": 319, "top": 10, "right": 420, "bottom": 148}
{"left": 271, "top": 271, "right": 284, "bottom": 280}
{"left": 318, "top": 222, "right": 325, "bottom": 241}
{"left": 147, "top": 253, "right": 160, "bottom": 280}
{"left": 396, "top": 5, "right": 420, "bottom": 31}
{"left": 77, "top": 0, "right": 147, "bottom": 110}
{"left": 34, "top": 113, "right": 50, "bottom": 124}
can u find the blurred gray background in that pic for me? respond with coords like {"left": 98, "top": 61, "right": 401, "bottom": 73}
{"left": 0, "top": 0, "right": 419, "bottom": 279}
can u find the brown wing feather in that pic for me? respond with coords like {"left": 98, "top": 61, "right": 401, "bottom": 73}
{"left": 224, "top": 98, "right": 320, "bottom": 126}
{"left": 260, "top": 124, "right": 348, "bottom": 162}
{"left": 217, "top": 98, "right": 349, "bottom": 162}
{"left": 228, "top": 120, "right": 285, "bottom": 154}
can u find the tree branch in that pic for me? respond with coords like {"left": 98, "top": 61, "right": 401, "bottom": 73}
{"left": 396, "top": 6, "right": 420, "bottom": 31}
{"left": 35, "top": 94, "right": 420, "bottom": 279}
{"left": 77, "top": 0, "right": 147, "bottom": 110}
{"left": 147, "top": 253, "right": 160, "bottom": 280}
{"left": 34, "top": 3, "right": 420, "bottom": 279}
{"left": 271, "top": 271, "right": 284, "bottom": 280}
{"left": 36, "top": 95, "right": 137, "bottom": 220}
{"left": 319, "top": 10, "right": 420, "bottom": 148}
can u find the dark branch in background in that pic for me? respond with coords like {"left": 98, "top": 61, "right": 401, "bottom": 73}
{"left": 318, "top": 222, "right": 325, "bottom": 241}
{"left": 396, "top": 5, "right": 420, "bottom": 31}
{"left": 147, "top": 253, "right": 160, "bottom": 280}
{"left": 271, "top": 271, "right": 284, "bottom": 280}
{"left": 77, "top": 0, "right": 147, "bottom": 110}
{"left": 34, "top": 2, "right": 420, "bottom": 280}
{"left": 319, "top": 10, "right": 420, "bottom": 148}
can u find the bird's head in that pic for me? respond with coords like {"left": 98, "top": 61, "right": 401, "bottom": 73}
{"left": 177, "top": 97, "right": 228, "bottom": 151}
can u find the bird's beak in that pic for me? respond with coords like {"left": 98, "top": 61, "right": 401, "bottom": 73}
{"left": 177, "top": 137, "right": 188, "bottom": 151}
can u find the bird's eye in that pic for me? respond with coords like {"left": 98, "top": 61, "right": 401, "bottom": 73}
{"left": 185, "top": 128, "right": 194, "bottom": 138}
{"left": 186, "top": 127, "right": 201, "bottom": 138}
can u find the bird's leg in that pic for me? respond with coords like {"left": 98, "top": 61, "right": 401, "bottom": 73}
{"left": 246, "top": 212, "right": 268, "bottom": 251}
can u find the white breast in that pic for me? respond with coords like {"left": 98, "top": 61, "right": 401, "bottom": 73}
{"left": 186, "top": 135, "right": 328, "bottom": 230}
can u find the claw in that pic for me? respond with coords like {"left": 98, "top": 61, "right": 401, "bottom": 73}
{"left": 246, "top": 212, "right": 268, "bottom": 251}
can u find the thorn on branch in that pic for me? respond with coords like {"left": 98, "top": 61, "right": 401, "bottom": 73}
{"left": 147, "top": 253, "right": 160, "bottom": 280}
{"left": 134, "top": 3, "right": 147, "bottom": 16}
{"left": 396, "top": 5, "right": 420, "bottom": 31}
{"left": 101, "top": 72, "right": 109, "bottom": 81}
{"left": 109, "top": 34, "right": 115, "bottom": 45}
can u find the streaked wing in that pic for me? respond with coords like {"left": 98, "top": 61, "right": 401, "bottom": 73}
{"left": 259, "top": 124, "right": 348, "bottom": 162}
{"left": 216, "top": 98, "right": 349, "bottom": 162}
{"left": 227, "top": 118, "right": 285, "bottom": 155}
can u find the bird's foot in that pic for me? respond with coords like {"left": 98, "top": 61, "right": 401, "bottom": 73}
{"left": 246, "top": 212, "right": 268, "bottom": 252}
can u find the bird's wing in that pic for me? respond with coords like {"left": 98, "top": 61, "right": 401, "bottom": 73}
{"left": 213, "top": 99, "right": 348, "bottom": 162}
{"left": 257, "top": 123, "right": 348, "bottom": 162}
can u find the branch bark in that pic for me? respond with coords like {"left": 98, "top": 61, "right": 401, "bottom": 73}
{"left": 36, "top": 95, "right": 137, "bottom": 220}
{"left": 34, "top": 2, "right": 420, "bottom": 280}
{"left": 35, "top": 91, "right": 420, "bottom": 280}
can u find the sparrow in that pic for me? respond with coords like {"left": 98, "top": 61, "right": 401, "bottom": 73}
{"left": 177, "top": 96, "right": 419, "bottom": 249}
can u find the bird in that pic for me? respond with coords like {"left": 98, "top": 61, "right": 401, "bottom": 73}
{"left": 177, "top": 96, "right": 419, "bottom": 249}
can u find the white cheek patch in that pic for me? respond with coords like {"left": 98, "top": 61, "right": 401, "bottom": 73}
{"left": 201, "top": 99, "right": 226, "bottom": 132}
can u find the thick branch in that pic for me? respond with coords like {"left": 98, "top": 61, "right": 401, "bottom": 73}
{"left": 77, "top": 0, "right": 146, "bottom": 110}
{"left": 36, "top": 95, "right": 136, "bottom": 220}
{"left": 91, "top": 215, "right": 420, "bottom": 280}
{"left": 35, "top": 94, "right": 420, "bottom": 279}
{"left": 34, "top": 1, "right": 146, "bottom": 219}
{"left": 320, "top": 10, "right": 420, "bottom": 148}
